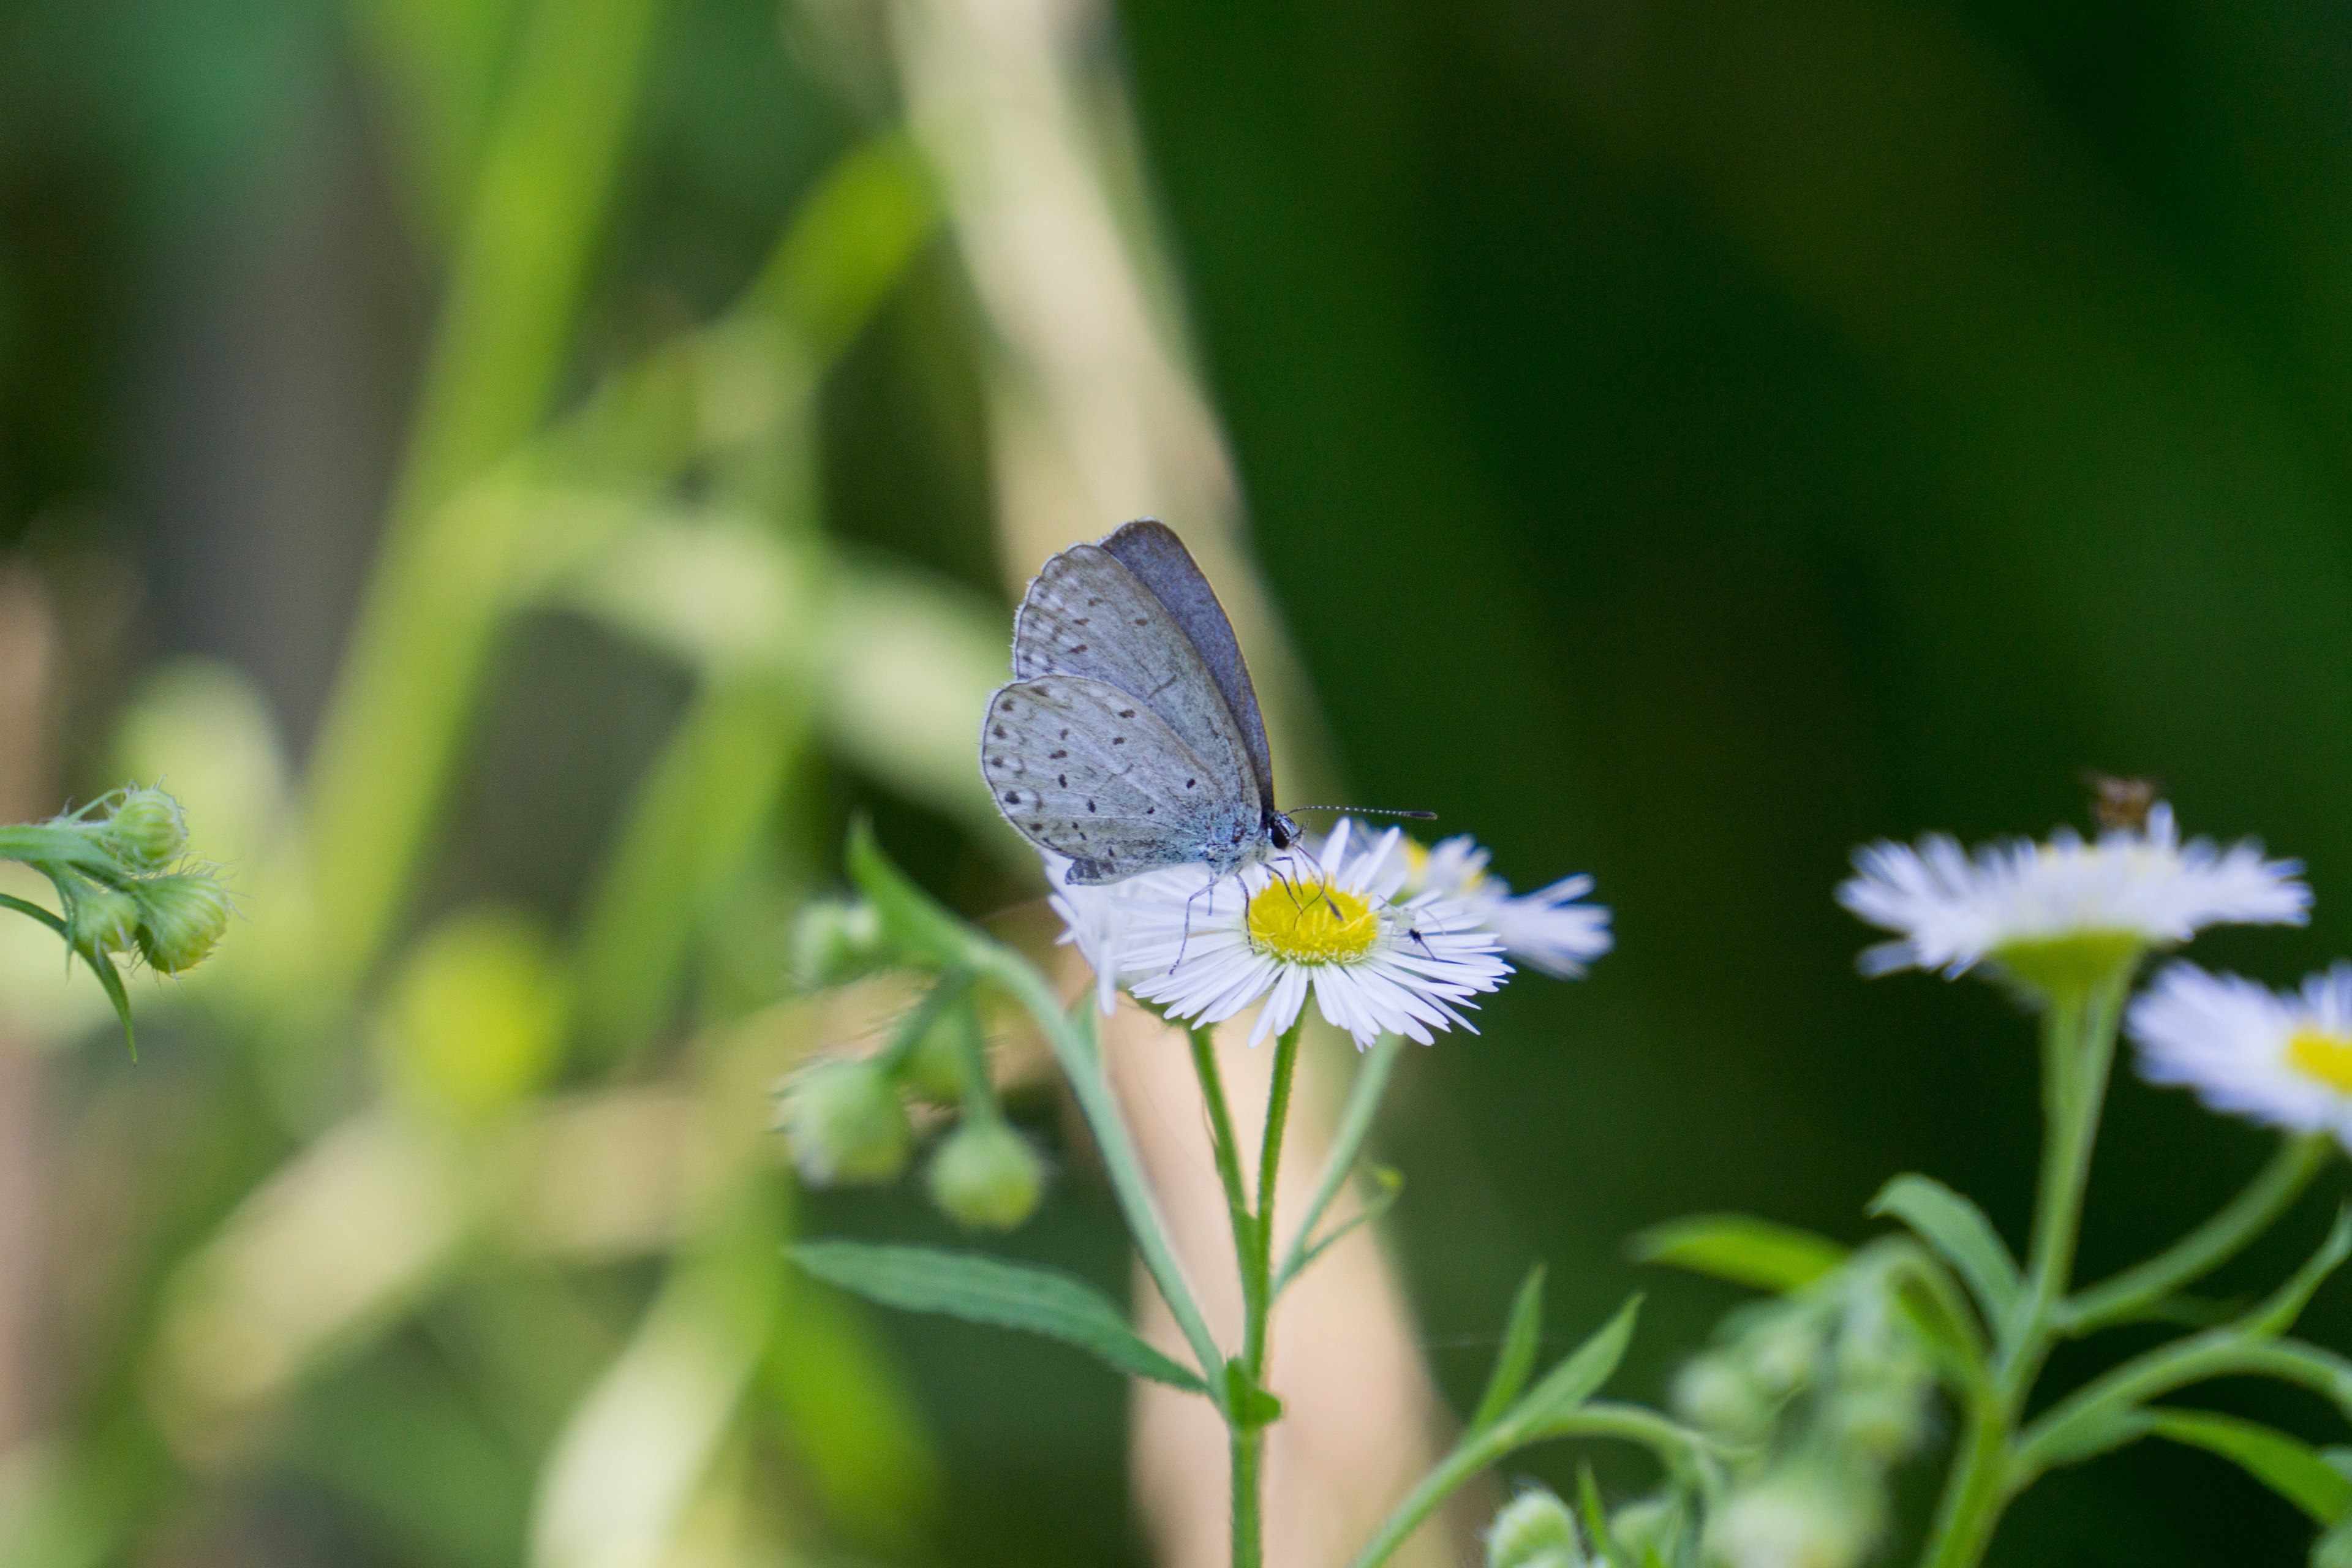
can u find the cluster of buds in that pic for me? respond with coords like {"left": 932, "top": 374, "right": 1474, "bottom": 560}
{"left": 1667, "top": 1251, "right": 1935, "bottom": 1568}
{"left": 9, "top": 787, "right": 230, "bottom": 976}
{"left": 778, "top": 897, "right": 1049, "bottom": 1232}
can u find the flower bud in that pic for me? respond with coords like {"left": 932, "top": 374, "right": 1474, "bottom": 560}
{"left": 1607, "top": 1496, "right": 1681, "bottom": 1560}
{"left": 132, "top": 873, "right": 231, "bottom": 973}
{"left": 1826, "top": 1380, "right": 1929, "bottom": 1461}
{"left": 792, "top": 899, "right": 888, "bottom": 989}
{"left": 1708, "top": 1472, "right": 1872, "bottom": 1568}
{"left": 1673, "top": 1353, "right": 1772, "bottom": 1440}
{"left": 900, "top": 1002, "right": 978, "bottom": 1104}
{"left": 68, "top": 883, "right": 141, "bottom": 956}
{"left": 1485, "top": 1487, "right": 1586, "bottom": 1568}
{"left": 1743, "top": 1316, "right": 1823, "bottom": 1396}
{"left": 102, "top": 788, "right": 188, "bottom": 870}
{"left": 779, "top": 1059, "right": 911, "bottom": 1185}
{"left": 925, "top": 1118, "right": 1046, "bottom": 1230}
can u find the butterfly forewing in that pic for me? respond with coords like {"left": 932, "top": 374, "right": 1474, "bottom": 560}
{"left": 1011, "top": 540, "right": 1262, "bottom": 820}
{"left": 981, "top": 677, "right": 1262, "bottom": 883}
{"left": 1096, "top": 521, "right": 1275, "bottom": 808}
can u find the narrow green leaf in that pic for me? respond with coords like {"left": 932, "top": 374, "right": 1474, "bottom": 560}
{"left": 1512, "top": 1294, "right": 1642, "bottom": 1432}
{"left": 1630, "top": 1213, "right": 1847, "bottom": 1293}
{"left": 793, "top": 1241, "right": 1207, "bottom": 1394}
{"left": 1575, "top": 1464, "right": 1621, "bottom": 1568}
{"left": 844, "top": 818, "right": 974, "bottom": 968}
{"left": 1287, "top": 1166, "right": 1403, "bottom": 1284}
{"left": 2143, "top": 1409, "right": 2352, "bottom": 1524}
{"left": 2247, "top": 1208, "right": 2352, "bottom": 1339}
{"left": 0, "top": 891, "right": 135, "bottom": 1055}
{"left": 1871, "top": 1174, "right": 2019, "bottom": 1327}
{"left": 1469, "top": 1264, "right": 1547, "bottom": 1433}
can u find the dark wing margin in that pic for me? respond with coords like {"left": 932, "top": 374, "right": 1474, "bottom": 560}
{"left": 1097, "top": 521, "right": 1276, "bottom": 809}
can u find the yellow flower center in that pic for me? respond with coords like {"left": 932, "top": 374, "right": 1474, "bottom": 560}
{"left": 2285, "top": 1027, "right": 2352, "bottom": 1093}
{"left": 1247, "top": 881, "right": 1381, "bottom": 965}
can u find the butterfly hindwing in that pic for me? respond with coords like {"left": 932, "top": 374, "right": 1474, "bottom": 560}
{"left": 1012, "top": 538, "right": 1264, "bottom": 821}
{"left": 981, "top": 676, "right": 1262, "bottom": 884}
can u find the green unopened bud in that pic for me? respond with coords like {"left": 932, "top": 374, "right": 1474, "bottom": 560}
{"left": 1485, "top": 1487, "right": 1586, "bottom": 1568}
{"left": 1826, "top": 1380, "right": 1928, "bottom": 1461}
{"left": 780, "top": 1059, "right": 911, "bottom": 1185}
{"left": 900, "top": 1001, "right": 978, "bottom": 1103}
{"left": 1744, "top": 1316, "right": 1823, "bottom": 1396}
{"left": 1608, "top": 1496, "right": 1681, "bottom": 1560}
{"left": 102, "top": 788, "right": 188, "bottom": 870}
{"left": 1673, "top": 1353, "right": 1772, "bottom": 1439}
{"left": 792, "top": 898, "right": 888, "bottom": 989}
{"left": 68, "top": 883, "right": 140, "bottom": 956}
{"left": 925, "top": 1118, "right": 1046, "bottom": 1230}
{"left": 1708, "top": 1472, "right": 1873, "bottom": 1568}
{"left": 132, "top": 873, "right": 231, "bottom": 973}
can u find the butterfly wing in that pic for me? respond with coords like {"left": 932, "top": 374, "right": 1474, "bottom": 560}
{"left": 1012, "top": 533, "right": 1263, "bottom": 821}
{"left": 982, "top": 676, "right": 1264, "bottom": 884}
{"left": 1096, "top": 521, "right": 1275, "bottom": 810}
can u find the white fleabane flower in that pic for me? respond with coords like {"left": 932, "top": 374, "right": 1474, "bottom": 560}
{"left": 1406, "top": 834, "right": 1613, "bottom": 978}
{"left": 1838, "top": 803, "right": 2308, "bottom": 988}
{"left": 2130, "top": 962, "right": 2352, "bottom": 1145}
{"left": 1046, "top": 853, "right": 1202, "bottom": 1016}
{"left": 1111, "top": 820, "right": 1510, "bottom": 1048}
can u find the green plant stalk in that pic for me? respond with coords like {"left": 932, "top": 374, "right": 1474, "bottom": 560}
{"left": 301, "top": 0, "right": 670, "bottom": 998}
{"left": 1226, "top": 1021, "right": 1304, "bottom": 1568}
{"left": 1350, "top": 1401, "right": 1714, "bottom": 1568}
{"left": 1277, "top": 1031, "right": 1403, "bottom": 1292}
{"left": 2062, "top": 1131, "right": 2331, "bottom": 1335}
{"left": 968, "top": 946, "right": 1228, "bottom": 1409}
{"left": 1920, "top": 971, "right": 2128, "bottom": 1568}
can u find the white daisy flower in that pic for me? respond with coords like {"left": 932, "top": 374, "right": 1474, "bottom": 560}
{"left": 2129, "top": 962, "right": 2352, "bottom": 1145}
{"left": 1838, "top": 803, "right": 2307, "bottom": 986}
{"left": 1101, "top": 820, "right": 1510, "bottom": 1049}
{"left": 1046, "top": 854, "right": 1208, "bottom": 1017}
{"left": 1404, "top": 834, "right": 1613, "bottom": 978}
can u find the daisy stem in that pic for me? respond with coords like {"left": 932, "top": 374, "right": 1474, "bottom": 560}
{"left": 1919, "top": 970, "right": 2130, "bottom": 1568}
{"left": 1189, "top": 1019, "right": 1304, "bottom": 1568}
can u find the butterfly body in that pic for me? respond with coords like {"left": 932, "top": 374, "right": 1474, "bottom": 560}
{"left": 982, "top": 522, "right": 1295, "bottom": 886}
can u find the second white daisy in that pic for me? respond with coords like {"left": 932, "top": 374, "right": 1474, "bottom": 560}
{"left": 1839, "top": 802, "right": 2308, "bottom": 987}
{"left": 1118, "top": 820, "right": 1510, "bottom": 1048}
{"left": 2129, "top": 962, "right": 2352, "bottom": 1147}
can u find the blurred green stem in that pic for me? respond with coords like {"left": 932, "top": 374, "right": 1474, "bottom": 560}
{"left": 1920, "top": 971, "right": 2128, "bottom": 1568}
{"left": 302, "top": 0, "right": 668, "bottom": 997}
{"left": 968, "top": 947, "right": 1228, "bottom": 1405}
{"left": 2060, "top": 1131, "right": 2331, "bottom": 1335}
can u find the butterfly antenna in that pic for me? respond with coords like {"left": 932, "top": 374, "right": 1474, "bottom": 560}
{"left": 1284, "top": 806, "right": 1438, "bottom": 820}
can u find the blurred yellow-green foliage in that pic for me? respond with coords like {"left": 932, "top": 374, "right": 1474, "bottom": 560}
{"left": 7, "top": 0, "right": 2352, "bottom": 1564}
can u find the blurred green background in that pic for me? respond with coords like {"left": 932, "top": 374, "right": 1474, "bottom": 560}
{"left": 4, "top": 0, "right": 2351, "bottom": 1563}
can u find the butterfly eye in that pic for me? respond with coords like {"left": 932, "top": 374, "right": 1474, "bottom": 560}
{"left": 1268, "top": 815, "right": 1296, "bottom": 850}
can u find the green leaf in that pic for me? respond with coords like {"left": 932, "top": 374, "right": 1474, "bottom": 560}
{"left": 1630, "top": 1213, "right": 1847, "bottom": 1293}
{"left": 1514, "top": 1294, "right": 1642, "bottom": 1434}
{"left": 0, "top": 891, "right": 135, "bottom": 1056}
{"left": 1871, "top": 1174, "right": 2020, "bottom": 1327}
{"left": 844, "top": 818, "right": 975, "bottom": 968}
{"left": 1286, "top": 1166, "right": 1403, "bottom": 1283}
{"left": 1575, "top": 1464, "right": 1620, "bottom": 1568}
{"left": 1223, "top": 1360, "right": 1284, "bottom": 1428}
{"left": 2247, "top": 1208, "right": 2352, "bottom": 1339}
{"left": 1469, "top": 1264, "right": 1547, "bottom": 1433}
{"left": 2143, "top": 1409, "right": 2352, "bottom": 1524}
{"left": 793, "top": 1241, "right": 1207, "bottom": 1394}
